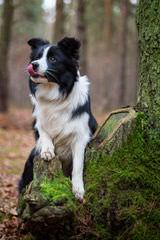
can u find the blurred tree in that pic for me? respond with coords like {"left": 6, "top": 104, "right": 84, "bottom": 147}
{"left": 86, "top": 0, "right": 104, "bottom": 43}
{"left": 14, "top": 0, "right": 44, "bottom": 37}
{"left": 76, "top": 0, "right": 87, "bottom": 74}
{"left": 0, "top": 0, "right": 14, "bottom": 112}
{"left": 104, "top": 0, "right": 113, "bottom": 49}
{"left": 119, "top": 0, "right": 129, "bottom": 105}
{"left": 65, "top": 0, "right": 77, "bottom": 37}
{"left": 52, "top": 0, "right": 65, "bottom": 42}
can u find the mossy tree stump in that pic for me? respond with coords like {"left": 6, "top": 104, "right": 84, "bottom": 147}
{"left": 18, "top": 108, "right": 137, "bottom": 239}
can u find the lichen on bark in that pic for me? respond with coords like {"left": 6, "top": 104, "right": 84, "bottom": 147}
{"left": 136, "top": 0, "right": 160, "bottom": 129}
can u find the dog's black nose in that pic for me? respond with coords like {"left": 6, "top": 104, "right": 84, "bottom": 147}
{"left": 32, "top": 62, "right": 39, "bottom": 71}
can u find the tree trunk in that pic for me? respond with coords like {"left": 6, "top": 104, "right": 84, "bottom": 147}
{"left": 136, "top": 0, "right": 160, "bottom": 129}
{"left": 104, "top": 0, "right": 113, "bottom": 50}
{"left": 0, "top": 0, "right": 14, "bottom": 112}
{"left": 119, "top": 0, "right": 129, "bottom": 106}
{"left": 76, "top": 0, "right": 87, "bottom": 75}
{"left": 52, "top": 0, "right": 65, "bottom": 42}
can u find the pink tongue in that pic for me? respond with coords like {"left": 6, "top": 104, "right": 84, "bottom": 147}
{"left": 27, "top": 64, "right": 38, "bottom": 77}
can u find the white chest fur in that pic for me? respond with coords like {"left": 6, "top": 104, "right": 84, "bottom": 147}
{"left": 31, "top": 76, "right": 91, "bottom": 155}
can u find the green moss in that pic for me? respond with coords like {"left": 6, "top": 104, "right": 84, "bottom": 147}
{"left": 83, "top": 113, "right": 160, "bottom": 239}
{"left": 40, "top": 172, "right": 75, "bottom": 209}
{"left": 21, "top": 234, "right": 35, "bottom": 240}
{"left": 99, "top": 112, "right": 128, "bottom": 139}
{"left": 0, "top": 212, "right": 6, "bottom": 223}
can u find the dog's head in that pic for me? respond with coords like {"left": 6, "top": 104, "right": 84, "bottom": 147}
{"left": 27, "top": 37, "right": 80, "bottom": 95}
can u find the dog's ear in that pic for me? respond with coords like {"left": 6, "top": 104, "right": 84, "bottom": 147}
{"left": 28, "top": 38, "right": 49, "bottom": 49}
{"left": 58, "top": 37, "right": 81, "bottom": 60}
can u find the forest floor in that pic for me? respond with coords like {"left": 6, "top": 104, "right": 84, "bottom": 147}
{"left": 0, "top": 108, "right": 106, "bottom": 240}
{"left": 0, "top": 108, "right": 34, "bottom": 240}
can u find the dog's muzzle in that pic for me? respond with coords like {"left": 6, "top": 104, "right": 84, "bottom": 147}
{"left": 27, "top": 64, "right": 44, "bottom": 78}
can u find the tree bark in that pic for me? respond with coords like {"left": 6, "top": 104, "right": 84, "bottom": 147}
{"left": 76, "top": 0, "right": 87, "bottom": 75}
{"left": 119, "top": 0, "right": 129, "bottom": 106}
{"left": 0, "top": 0, "right": 14, "bottom": 112}
{"left": 136, "top": 0, "right": 160, "bottom": 129}
{"left": 52, "top": 0, "right": 65, "bottom": 42}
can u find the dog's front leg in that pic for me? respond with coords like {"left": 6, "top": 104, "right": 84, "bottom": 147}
{"left": 36, "top": 125, "right": 55, "bottom": 161}
{"left": 71, "top": 139, "right": 87, "bottom": 201}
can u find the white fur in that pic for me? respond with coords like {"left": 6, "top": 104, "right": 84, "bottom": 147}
{"left": 32, "top": 46, "right": 50, "bottom": 75}
{"left": 31, "top": 75, "right": 91, "bottom": 200}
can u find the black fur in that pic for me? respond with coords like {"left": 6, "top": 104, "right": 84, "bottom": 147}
{"left": 28, "top": 38, "right": 49, "bottom": 67}
{"left": 19, "top": 148, "right": 38, "bottom": 193}
{"left": 57, "top": 37, "right": 81, "bottom": 60}
{"left": 29, "top": 78, "right": 39, "bottom": 96}
{"left": 32, "top": 119, "right": 39, "bottom": 140}
{"left": 72, "top": 97, "right": 97, "bottom": 135}
{"left": 28, "top": 38, "right": 49, "bottom": 50}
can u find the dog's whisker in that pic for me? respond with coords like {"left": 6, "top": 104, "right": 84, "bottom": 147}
{"left": 46, "top": 73, "right": 57, "bottom": 79}
{"left": 47, "top": 69, "right": 58, "bottom": 73}
{"left": 45, "top": 73, "right": 53, "bottom": 79}
{"left": 45, "top": 72, "right": 57, "bottom": 80}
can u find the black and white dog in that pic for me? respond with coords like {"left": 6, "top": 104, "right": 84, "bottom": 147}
{"left": 19, "top": 37, "right": 97, "bottom": 200}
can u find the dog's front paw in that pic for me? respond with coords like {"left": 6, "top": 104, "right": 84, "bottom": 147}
{"left": 72, "top": 177, "right": 85, "bottom": 202}
{"left": 40, "top": 145, "right": 55, "bottom": 161}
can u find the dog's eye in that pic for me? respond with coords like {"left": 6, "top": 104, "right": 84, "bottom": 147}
{"left": 49, "top": 56, "right": 56, "bottom": 62}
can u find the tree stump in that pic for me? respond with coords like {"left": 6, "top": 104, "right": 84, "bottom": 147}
{"left": 17, "top": 107, "right": 137, "bottom": 239}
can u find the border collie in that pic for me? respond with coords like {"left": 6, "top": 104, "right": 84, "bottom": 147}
{"left": 19, "top": 37, "right": 97, "bottom": 200}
